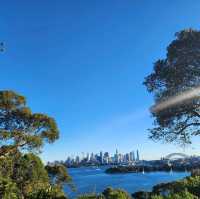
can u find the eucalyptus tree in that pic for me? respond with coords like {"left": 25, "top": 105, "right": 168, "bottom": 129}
{"left": 0, "top": 90, "right": 59, "bottom": 155}
{"left": 0, "top": 90, "right": 72, "bottom": 198}
{"left": 144, "top": 29, "right": 200, "bottom": 145}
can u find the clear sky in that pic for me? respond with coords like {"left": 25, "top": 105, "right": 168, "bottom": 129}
{"left": 1, "top": 0, "right": 200, "bottom": 162}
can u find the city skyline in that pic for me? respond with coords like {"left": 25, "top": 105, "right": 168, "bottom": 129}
{"left": 63, "top": 149, "right": 141, "bottom": 166}
{"left": 66, "top": 149, "right": 140, "bottom": 161}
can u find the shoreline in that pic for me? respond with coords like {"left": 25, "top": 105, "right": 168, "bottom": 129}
{"left": 105, "top": 165, "right": 192, "bottom": 174}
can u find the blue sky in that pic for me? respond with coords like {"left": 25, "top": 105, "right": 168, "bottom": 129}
{"left": 1, "top": 0, "right": 200, "bottom": 162}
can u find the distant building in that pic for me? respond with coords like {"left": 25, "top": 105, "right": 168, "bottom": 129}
{"left": 90, "top": 153, "right": 94, "bottom": 161}
{"left": 64, "top": 149, "right": 142, "bottom": 166}
{"left": 75, "top": 156, "right": 80, "bottom": 163}
{"left": 125, "top": 153, "right": 130, "bottom": 162}
{"left": 136, "top": 150, "right": 140, "bottom": 161}
{"left": 130, "top": 151, "right": 135, "bottom": 162}
{"left": 86, "top": 153, "right": 90, "bottom": 162}
{"left": 100, "top": 151, "right": 103, "bottom": 164}
{"left": 104, "top": 152, "right": 109, "bottom": 164}
{"left": 115, "top": 149, "right": 119, "bottom": 163}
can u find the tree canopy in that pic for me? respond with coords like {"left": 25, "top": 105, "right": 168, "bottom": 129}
{"left": 0, "top": 90, "right": 72, "bottom": 198}
{"left": 144, "top": 29, "right": 200, "bottom": 145}
{"left": 0, "top": 90, "right": 59, "bottom": 155}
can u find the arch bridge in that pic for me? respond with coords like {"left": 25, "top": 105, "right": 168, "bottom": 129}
{"left": 164, "top": 153, "right": 189, "bottom": 160}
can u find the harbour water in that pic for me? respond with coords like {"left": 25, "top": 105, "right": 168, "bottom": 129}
{"left": 64, "top": 166, "right": 189, "bottom": 198}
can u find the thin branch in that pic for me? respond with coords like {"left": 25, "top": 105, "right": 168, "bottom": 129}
{"left": 177, "top": 122, "right": 200, "bottom": 135}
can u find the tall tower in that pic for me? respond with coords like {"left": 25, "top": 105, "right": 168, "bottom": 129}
{"left": 100, "top": 151, "right": 103, "bottom": 164}
{"left": 133, "top": 151, "right": 135, "bottom": 161}
{"left": 115, "top": 149, "right": 119, "bottom": 163}
{"left": 130, "top": 151, "right": 135, "bottom": 162}
{"left": 86, "top": 153, "right": 90, "bottom": 162}
{"left": 116, "top": 149, "right": 118, "bottom": 155}
{"left": 136, "top": 150, "right": 140, "bottom": 161}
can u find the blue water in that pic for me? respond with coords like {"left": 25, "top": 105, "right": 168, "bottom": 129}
{"left": 65, "top": 166, "right": 189, "bottom": 198}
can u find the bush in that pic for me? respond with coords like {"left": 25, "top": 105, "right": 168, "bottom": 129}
{"left": 151, "top": 190, "right": 198, "bottom": 199}
{"left": 133, "top": 176, "right": 200, "bottom": 199}
{"left": 103, "top": 187, "right": 132, "bottom": 199}
{"left": 191, "top": 169, "right": 200, "bottom": 177}
{"left": 77, "top": 193, "right": 105, "bottom": 199}
{"left": 26, "top": 185, "right": 67, "bottom": 199}
{"left": 77, "top": 188, "right": 131, "bottom": 199}
{"left": 0, "top": 177, "right": 20, "bottom": 199}
{"left": 132, "top": 191, "right": 151, "bottom": 199}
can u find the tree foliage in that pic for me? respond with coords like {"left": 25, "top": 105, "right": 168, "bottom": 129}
{"left": 144, "top": 29, "right": 200, "bottom": 145}
{"left": 132, "top": 175, "right": 200, "bottom": 199}
{"left": 102, "top": 187, "right": 132, "bottom": 199}
{"left": 77, "top": 194, "right": 104, "bottom": 199}
{"left": 151, "top": 190, "right": 197, "bottom": 199}
{"left": 0, "top": 90, "right": 59, "bottom": 155}
{"left": 0, "top": 90, "right": 72, "bottom": 198}
{"left": 45, "top": 164, "right": 74, "bottom": 190}
{"left": 77, "top": 187, "right": 131, "bottom": 199}
{"left": 0, "top": 177, "right": 20, "bottom": 199}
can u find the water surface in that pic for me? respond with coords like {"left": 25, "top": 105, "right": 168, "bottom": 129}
{"left": 65, "top": 166, "right": 189, "bottom": 198}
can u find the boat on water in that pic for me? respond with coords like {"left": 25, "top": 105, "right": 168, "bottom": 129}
{"left": 142, "top": 168, "right": 145, "bottom": 174}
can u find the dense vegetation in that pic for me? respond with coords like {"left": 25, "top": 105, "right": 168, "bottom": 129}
{"left": 0, "top": 90, "right": 73, "bottom": 198}
{"left": 141, "top": 28, "right": 200, "bottom": 198}
{"left": 77, "top": 187, "right": 132, "bottom": 199}
{"left": 144, "top": 29, "right": 200, "bottom": 146}
{"left": 132, "top": 171, "right": 200, "bottom": 199}
{"left": 0, "top": 90, "right": 141, "bottom": 199}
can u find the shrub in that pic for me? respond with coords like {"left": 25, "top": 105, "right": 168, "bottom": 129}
{"left": 0, "top": 177, "right": 20, "bottom": 199}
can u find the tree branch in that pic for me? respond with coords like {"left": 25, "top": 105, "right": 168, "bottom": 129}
{"left": 177, "top": 122, "right": 200, "bottom": 135}
{"left": 191, "top": 110, "right": 200, "bottom": 118}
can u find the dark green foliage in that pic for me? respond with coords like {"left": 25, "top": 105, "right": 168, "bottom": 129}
{"left": 13, "top": 153, "right": 50, "bottom": 196}
{"left": 133, "top": 176, "right": 200, "bottom": 199}
{"left": 0, "top": 91, "right": 71, "bottom": 198}
{"left": 0, "top": 90, "right": 59, "bottom": 155}
{"left": 132, "top": 191, "right": 151, "bottom": 199}
{"left": 26, "top": 185, "right": 67, "bottom": 199}
{"left": 151, "top": 190, "right": 198, "bottom": 199}
{"left": 102, "top": 187, "right": 132, "bottom": 199}
{"left": 0, "top": 177, "right": 20, "bottom": 199}
{"left": 0, "top": 152, "right": 51, "bottom": 197}
{"left": 191, "top": 168, "right": 200, "bottom": 177}
{"left": 77, "top": 193, "right": 104, "bottom": 199}
{"left": 45, "top": 164, "right": 74, "bottom": 190}
{"left": 152, "top": 176, "right": 200, "bottom": 197}
{"left": 77, "top": 187, "right": 131, "bottom": 199}
{"left": 144, "top": 29, "right": 200, "bottom": 145}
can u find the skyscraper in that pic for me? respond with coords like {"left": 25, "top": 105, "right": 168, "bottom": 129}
{"left": 86, "top": 153, "right": 90, "bottom": 162}
{"left": 136, "top": 150, "right": 140, "bottom": 161}
{"left": 125, "top": 153, "right": 130, "bottom": 162}
{"left": 90, "top": 152, "right": 94, "bottom": 161}
{"left": 100, "top": 151, "right": 103, "bottom": 164}
{"left": 133, "top": 151, "right": 135, "bottom": 161}
{"left": 130, "top": 151, "right": 135, "bottom": 162}
{"left": 104, "top": 152, "right": 109, "bottom": 164}
{"left": 115, "top": 149, "right": 119, "bottom": 163}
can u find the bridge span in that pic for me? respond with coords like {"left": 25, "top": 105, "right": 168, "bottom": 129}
{"left": 164, "top": 153, "right": 189, "bottom": 160}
